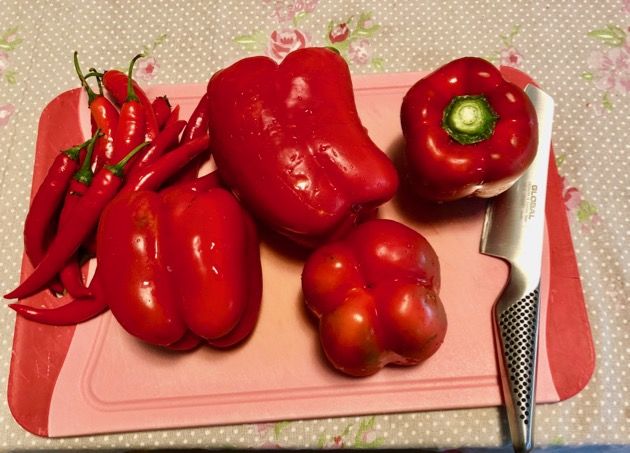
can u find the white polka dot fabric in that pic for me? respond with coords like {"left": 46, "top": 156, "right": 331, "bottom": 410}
{"left": 0, "top": 0, "right": 628, "bottom": 450}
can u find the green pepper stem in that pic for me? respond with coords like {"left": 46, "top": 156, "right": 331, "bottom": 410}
{"left": 105, "top": 142, "right": 149, "bottom": 177}
{"left": 442, "top": 95, "right": 499, "bottom": 145}
{"left": 88, "top": 68, "right": 104, "bottom": 96}
{"left": 63, "top": 137, "right": 94, "bottom": 161}
{"left": 126, "top": 54, "right": 144, "bottom": 103}
{"left": 73, "top": 51, "right": 97, "bottom": 104}
{"left": 73, "top": 130, "right": 101, "bottom": 185}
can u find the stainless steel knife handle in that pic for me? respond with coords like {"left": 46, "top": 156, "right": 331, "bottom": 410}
{"left": 494, "top": 271, "right": 541, "bottom": 453}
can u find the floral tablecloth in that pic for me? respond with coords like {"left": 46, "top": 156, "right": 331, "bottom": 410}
{"left": 0, "top": 0, "right": 628, "bottom": 450}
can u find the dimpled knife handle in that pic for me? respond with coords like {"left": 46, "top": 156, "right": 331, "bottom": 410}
{"left": 496, "top": 285, "right": 541, "bottom": 453}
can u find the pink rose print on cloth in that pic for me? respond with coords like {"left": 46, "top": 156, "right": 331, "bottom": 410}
{"left": 0, "top": 103, "right": 16, "bottom": 127}
{"left": 325, "top": 13, "right": 384, "bottom": 69}
{"left": 488, "top": 26, "right": 524, "bottom": 68}
{"left": 587, "top": 41, "right": 630, "bottom": 95}
{"left": 267, "top": 28, "right": 309, "bottom": 62}
{"left": 234, "top": 7, "right": 383, "bottom": 69}
{"left": 560, "top": 174, "right": 601, "bottom": 233}
{"left": 1, "top": 27, "right": 22, "bottom": 84}
{"left": 134, "top": 56, "right": 159, "bottom": 81}
{"left": 499, "top": 46, "right": 523, "bottom": 67}
{"left": 266, "top": 0, "right": 319, "bottom": 23}
{"left": 584, "top": 24, "right": 629, "bottom": 109}
{"left": 348, "top": 38, "right": 371, "bottom": 65}
{"left": 328, "top": 22, "right": 350, "bottom": 43}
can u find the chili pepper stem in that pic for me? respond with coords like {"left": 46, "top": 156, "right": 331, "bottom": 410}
{"left": 73, "top": 51, "right": 97, "bottom": 104}
{"left": 106, "top": 142, "right": 149, "bottom": 176}
{"left": 125, "top": 54, "right": 145, "bottom": 103}
{"left": 64, "top": 137, "right": 94, "bottom": 161}
{"left": 74, "top": 130, "right": 101, "bottom": 185}
{"left": 88, "top": 68, "right": 104, "bottom": 96}
{"left": 442, "top": 95, "right": 499, "bottom": 145}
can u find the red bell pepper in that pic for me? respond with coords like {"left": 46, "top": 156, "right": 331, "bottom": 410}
{"left": 206, "top": 47, "right": 398, "bottom": 247}
{"left": 400, "top": 57, "right": 538, "bottom": 201}
{"left": 96, "top": 185, "right": 262, "bottom": 348}
{"left": 302, "top": 219, "right": 447, "bottom": 377}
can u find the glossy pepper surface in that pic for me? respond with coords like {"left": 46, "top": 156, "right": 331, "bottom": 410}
{"left": 302, "top": 219, "right": 447, "bottom": 377}
{"left": 96, "top": 185, "right": 262, "bottom": 348}
{"left": 401, "top": 57, "right": 538, "bottom": 201}
{"left": 5, "top": 142, "right": 147, "bottom": 300}
{"left": 206, "top": 47, "right": 398, "bottom": 246}
{"left": 103, "top": 66, "right": 159, "bottom": 141}
{"left": 74, "top": 52, "right": 119, "bottom": 172}
{"left": 110, "top": 55, "right": 147, "bottom": 165}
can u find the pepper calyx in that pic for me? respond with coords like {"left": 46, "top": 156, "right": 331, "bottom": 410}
{"left": 442, "top": 95, "right": 499, "bottom": 145}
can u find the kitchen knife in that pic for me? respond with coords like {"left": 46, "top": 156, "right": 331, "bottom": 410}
{"left": 480, "top": 84, "right": 555, "bottom": 453}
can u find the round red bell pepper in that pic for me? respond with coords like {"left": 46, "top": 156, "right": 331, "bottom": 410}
{"left": 206, "top": 47, "right": 398, "bottom": 247}
{"left": 96, "top": 185, "right": 262, "bottom": 348}
{"left": 302, "top": 219, "right": 447, "bottom": 377}
{"left": 401, "top": 57, "right": 538, "bottom": 201}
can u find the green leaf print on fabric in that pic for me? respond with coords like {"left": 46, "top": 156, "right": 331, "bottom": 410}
{"left": 315, "top": 416, "right": 384, "bottom": 448}
{"left": 584, "top": 21, "right": 629, "bottom": 110}
{"left": 234, "top": 32, "right": 268, "bottom": 52}
{"left": 557, "top": 158, "right": 601, "bottom": 233}
{"left": 0, "top": 27, "right": 22, "bottom": 85}
{"left": 587, "top": 24, "right": 627, "bottom": 47}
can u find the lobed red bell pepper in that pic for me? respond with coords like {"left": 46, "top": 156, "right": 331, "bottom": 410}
{"left": 96, "top": 184, "right": 262, "bottom": 348}
{"left": 302, "top": 219, "right": 447, "bottom": 377}
{"left": 206, "top": 47, "right": 398, "bottom": 247}
{"left": 400, "top": 57, "right": 538, "bottom": 201}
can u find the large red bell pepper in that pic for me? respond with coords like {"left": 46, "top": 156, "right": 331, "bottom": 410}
{"left": 401, "top": 57, "right": 538, "bottom": 201}
{"left": 206, "top": 47, "right": 398, "bottom": 247}
{"left": 96, "top": 184, "right": 262, "bottom": 348}
{"left": 301, "top": 219, "right": 447, "bottom": 377}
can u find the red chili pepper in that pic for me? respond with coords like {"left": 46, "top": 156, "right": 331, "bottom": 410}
{"left": 4, "top": 142, "right": 148, "bottom": 300}
{"left": 122, "top": 136, "right": 210, "bottom": 194}
{"left": 73, "top": 53, "right": 120, "bottom": 172}
{"left": 109, "top": 55, "right": 147, "bottom": 165}
{"left": 400, "top": 57, "right": 538, "bottom": 201}
{"left": 57, "top": 131, "right": 100, "bottom": 299}
{"left": 162, "top": 170, "right": 223, "bottom": 193}
{"left": 164, "top": 104, "right": 180, "bottom": 129}
{"left": 302, "top": 219, "right": 447, "bottom": 377}
{"left": 206, "top": 47, "right": 399, "bottom": 247}
{"left": 102, "top": 62, "right": 159, "bottom": 141}
{"left": 126, "top": 119, "right": 186, "bottom": 179}
{"left": 23, "top": 138, "right": 91, "bottom": 295}
{"left": 9, "top": 271, "right": 107, "bottom": 325}
{"left": 171, "top": 93, "right": 212, "bottom": 182}
{"left": 181, "top": 93, "right": 210, "bottom": 143}
{"left": 152, "top": 95, "right": 171, "bottom": 130}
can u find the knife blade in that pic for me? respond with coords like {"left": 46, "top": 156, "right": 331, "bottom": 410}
{"left": 480, "top": 84, "right": 555, "bottom": 453}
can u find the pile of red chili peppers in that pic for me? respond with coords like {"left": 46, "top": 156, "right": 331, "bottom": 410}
{"left": 6, "top": 49, "right": 538, "bottom": 374}
{"left": 5, "top": 52, "right": 262, "bottom": 350}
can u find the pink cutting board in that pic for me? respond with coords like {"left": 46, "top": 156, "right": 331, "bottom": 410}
{"left": 8, "top": 68, "right": 594, "bottom": 437}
